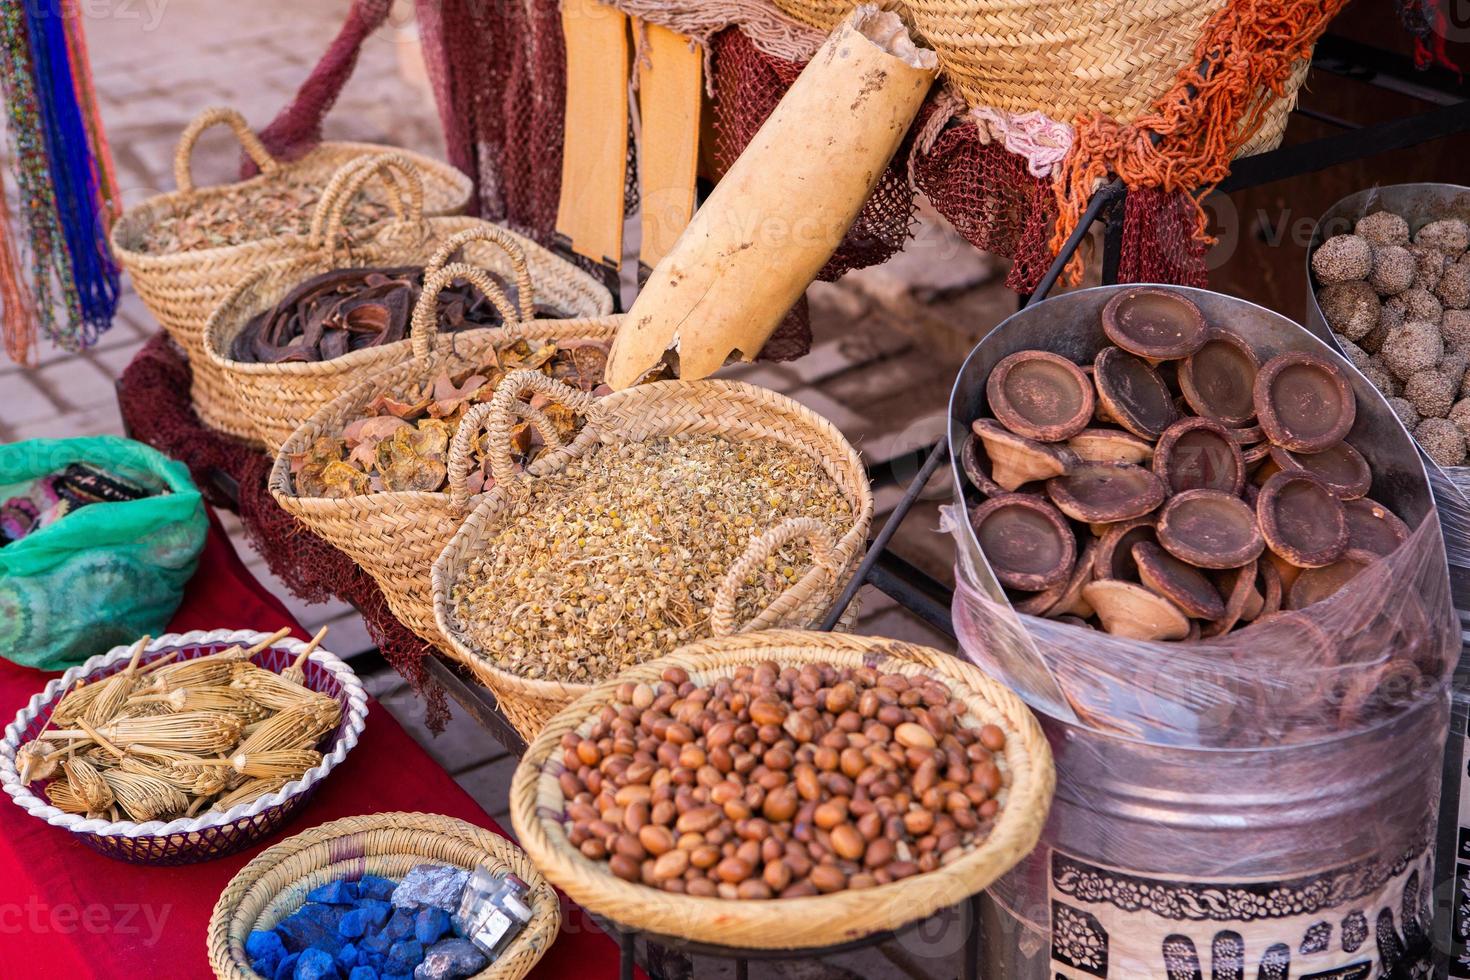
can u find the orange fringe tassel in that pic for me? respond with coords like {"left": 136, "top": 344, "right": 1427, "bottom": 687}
{"left": 1051, "top": 0, "right": 1351, "bottom": 283}
{"left": 0, "top": 166, "right": 39, "bottom": 365}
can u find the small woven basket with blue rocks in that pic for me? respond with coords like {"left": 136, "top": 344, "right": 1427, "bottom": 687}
{"left": 206, "top": 811, "right": 561, "bottom": 980}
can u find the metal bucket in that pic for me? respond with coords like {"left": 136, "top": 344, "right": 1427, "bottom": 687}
{"left": 980, "top": 692, "right": 1447, "bottom": 979}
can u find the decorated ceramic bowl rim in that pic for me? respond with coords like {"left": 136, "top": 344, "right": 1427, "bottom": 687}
{"left": 0, "top": 629, "right": 368, "bottom": 839}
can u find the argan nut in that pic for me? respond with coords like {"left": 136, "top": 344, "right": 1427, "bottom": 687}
{"left": 1093, "top": 347, "right": 1179, "bottom": 439}
{"left": 1153, "top": 417, "right": 1244, "bottom": 494}
{"left": 1132, "top": 541, "right": 1225, "bottom": 620}
{"left": 1369, "top": 244, "right": 1415, "bottom": 295}
{"left": 1066, "top": 428, "right": 1153, "bottom": 465}
{"left": 1046, "top": 461, "right": 1166, "bottom": 523}
{"left": 1253, "top": 352, "right": 1356, "bottom": 453}
{"left": 1312, "top": 234, "right": 1372, "bottom": 284}
{"left": 969, "top": 494, "right": 1076, "bottom": 591}
{"left": 970, "top": 419, "right": 1075, "bottom": 492}
{"left": 1414, "top": 416, "right": 1467, "bottom": 466}
{"left": 1415, "top": 218, "right": 1470, "bottom": 254}
{"left": 1343, "top": 497, "right": 1409, "bottom": 557}
{"left": 1101, "top": 286, "right": 1209, "bottom": 360}
{"left": 986, "top": 350, "right": 1095, "bottom": 441}
{"left": 1318, "top": 280, "right": 1382, "bottom": 339}
{"left": 1286, "top": 549, "right": 1376, "bottom": 611}
{"left": 1082, "top": 580, "right": 1190, "bottom": 641}
{"left": 1267, "top": 442, "right": 1372, "bottom": 500}
{"left": 1157, "top": 489, "right": 1265, "bottom": 569}
{"left": 1256, "top": 471, "right": 1348, "bottom": 568}
{"left": 1406, "top": 369, "right": 1456, "bottom": 419}
{"left": 1355, "top": 210, "right": 1410, "bottom": 247}
{"left": 1094, "top": 518, "right": 1157, "bottom": 580}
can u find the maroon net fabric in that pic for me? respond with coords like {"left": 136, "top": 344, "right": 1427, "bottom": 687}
{"left": 1118, "top": 186, "right": 1209, "bottom": 288}
{"left": 117, "top": 335, "right": 450, "bottom": 731}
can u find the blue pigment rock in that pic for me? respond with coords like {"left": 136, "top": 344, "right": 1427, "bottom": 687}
{"left": 348, "top": 969, "right": 379, "bottom": 980}
{"left": 413, "top": 938, "right": 489, "bottom": 980}
{"left": 413, "top": 908, "right": 451, "bottom": 945}
{"left": 292, "top": 947, "right": 337, "bottom": 980}
{"left": 247, "top": 929, "right": 287, "bottom": 977}
{"left": 386, "top": 939, "right": 425, "bottom": 973}
{"left": 307, "top": 879, "right": 359, "bottom": 905}
{"left": 357, "top": 876, "right": 397, "bottom": 902}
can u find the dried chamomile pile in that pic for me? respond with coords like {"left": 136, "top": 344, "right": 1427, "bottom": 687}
{"left": 288, "top": 339, "right": 611, "bottom": 498}
{"left": 1313, "top": 211, "right": 1470, "bottom": 463}
{"left": 450, "top": 435, "right": 852, "bottom": 684}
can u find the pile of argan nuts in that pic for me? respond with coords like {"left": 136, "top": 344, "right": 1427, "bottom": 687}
{"left": 557, "top": 662, "right": 1008, "bottom": 900}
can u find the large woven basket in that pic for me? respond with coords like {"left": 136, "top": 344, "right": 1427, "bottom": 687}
{"left": 207, "top": 811, "right": 561, "bottom": 980}
{"left": 269, "top": 315, "right": 621, "bottom": 650}
{"left": 771, "top": 0, "right": 1303, "bottom": 149}
{"left": 109, "top": 107, "right": 472, "bottom": 438}
{"left": 432, "top": 372, "right": 874, "bottom": 741}
{"left": 0, "top": 629, "right": 368, "bottom": 865}
{"left": 509, "top": 630, "right": 1054, "bottom": 949}
{"left": 202, "top": 156, "right": 613, "bottom": 451}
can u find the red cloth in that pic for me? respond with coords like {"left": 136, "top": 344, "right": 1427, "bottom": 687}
{"left": 0, "top": 510, "right": 625, "bottom": 979}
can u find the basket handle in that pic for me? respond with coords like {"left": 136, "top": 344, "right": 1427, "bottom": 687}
{"left": 309, "top": 153, "right": 424, "bottom": 256}
{"left": 410, "top": 262, "right": 522, "bottom": 362}
{"left": 173, "top": 107, "right": 279, "bottom": 192}
{"left": 446, "top": 370, "right": 604, "bottom": 513}
{"left": 711, "top": 518, "right": 839, "bottom": 637}
{"left": 425, "top": 226, "right": 536, "bottom": 323}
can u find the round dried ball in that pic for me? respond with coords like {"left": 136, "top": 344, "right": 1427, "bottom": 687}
{"left": 1361, "top": 362, "right": 1400, "bottom": 399}
{"left": 1437, "top": 259, "right": 1470, "bottom": 310}
{"left": 1409, "top": 244, "right": 1449, "bottom": 292}
{"left": 1381, "top": 321, "right": 1444, "bottom": 380}
{"left": 1451, "top": 398, "right": 1470, "bottom": 439}
{"left": 1440, "top": 352, "right": 1470, "bottom": 394}
{"left": 1415, "top": 218, "right": 1470, "bottom": 256}
{"left": 1402, "top": 286, "right": 1444, "bottom": 324}
{"left": 1386, "top": 396, "right": 1420, "bottom": 431}
{"left": 1406, "top": 369, "right": 1457, "bottom": 418}
{"left": 1336, "top": 336, "right": 1372, "bottom": 371}
{"left": 1415, "top": 417, "right": 1467, "bottom": 466}
{"left": 1355, "top": 210, "right": 1411, "bottom": 246}
{"left": 1318, "top": 280, "right": 1381, "bottom": 339}
{"left": 1368, "top": 245, "right": 1415, "bottom": 295}
{"left": 1312, "top": 234, "right": 1373, "bottom": 284}
{"left": 1444, "top": 310, "right": 1470, "bottom": 354}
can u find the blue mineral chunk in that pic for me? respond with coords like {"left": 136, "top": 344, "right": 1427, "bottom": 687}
{"left": 360, "top": 928, "right": 393, "bottom": 955}
{"left": 276, "top": 904, "right": 346, "bottom": 955}
{"left": 357, "top": 875, "right": 398, "bottom": 902}
{"left": 348, "top": 968, "right": 379, "bottom": 980}
{"left": 308, "top": 879, "right": 359, "bottom": 905}
{"left": 413, "top": 907, "right": 451, "bottom": 945}
{"left": 274, "top": 952, "right": 300, "bottom": 980}
{"left": 391, "top": 865, "right": 468, "bottom": 912}
{"left": 339, "top": 908, "right": 369, "bottom": 939}
{"left": 247, "top": 929, "right": 287, "bottom": 977}
{"left": 384, "top": 908, "right": 415, "bottom": 940}
{"left": 357, "top": 899, "right": 392, "bottom": 930}
{"left": 412, "top": 938, "right": 489, "bottom": 980}
{"left": 387, "top": 939, "right": 425, "bottom": 972}
{"left": 337, "top": 942, "right": 359, "bottom": 969}
{"left": 293, "top": 946, "right": 338, "bottom": 980}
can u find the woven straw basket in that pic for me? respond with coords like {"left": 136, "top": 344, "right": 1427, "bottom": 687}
{"left": 0, "top": 630, "right": 368, "bottom": 865}
{"left": 110, "top": 106, "right": 472, "bottom": 438}
{"left": 202, "top": 156, "right": 613, "bottom": 451}
{"left": 432, "top": 372, "right": 874, "bottom": 741}
{"left": 270, "top": 313, "right": 622, "bottom": 650}
{"left": 509, "top": 630, "right": 1054, "bottom": 949}
{"left": 207, "top": 811, "right": 561, "bottom": 980}
{"left": 770, "top": 0, "right": 1304, "bottom": 148}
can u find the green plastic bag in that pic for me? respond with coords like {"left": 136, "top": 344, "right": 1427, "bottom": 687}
{"left": 0, "top": 436, "right": 206, "bottom": 669}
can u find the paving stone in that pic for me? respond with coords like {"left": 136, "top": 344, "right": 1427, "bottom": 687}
{"left": 451, "top": 754, "right": 520, "bottom": 828}
{"left": 378, "top": 683, "right": 512, "bottom": 774}
{"left": 0, "top": 373, "right": 64, "bottom": 430}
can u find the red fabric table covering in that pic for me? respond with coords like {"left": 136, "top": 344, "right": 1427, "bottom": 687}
{"left": 0, "top": 510, "right": 625, "bottom": 979}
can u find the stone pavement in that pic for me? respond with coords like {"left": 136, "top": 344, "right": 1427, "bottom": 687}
{"left": 1, "top": 5, "right": 1016, "bottom": 975}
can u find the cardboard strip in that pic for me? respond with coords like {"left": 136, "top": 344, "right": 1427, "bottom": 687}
{"left": 555, "top": 0, "right": 631, "bottom": 288}
{"left": 633, "top": 20, "right": 703, "bottom": 282}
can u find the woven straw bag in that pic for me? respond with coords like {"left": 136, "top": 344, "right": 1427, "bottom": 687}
{"left": 202, "top": 156, "right": 614, "bottom": 451}
{"left": 770, "top": 0, "right": 1302, "bottom": 148}
{"left": 509, "top": 630, "right": 1054, "bottom": 948}
{"left": 110, "top": 107, "right": 472, "bottom": 438}
{"left": 269, "top": 298, "right": 621, "bottom": 649}
{"left": 431, "top": 372, "right": 874, "bottom": 741}
{"left": 207, "top": 811, "right": 560, "bottom": 979}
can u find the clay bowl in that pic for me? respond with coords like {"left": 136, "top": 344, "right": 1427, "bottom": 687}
{"left": 985, "top": 350, "right": 1095, "bottom": 441}
{"left": 1343, "top": 497, "right": 1410, "bottom": 557}
{"left": 968, "top": 494, "right": 1076, "bottom": 592}
{"left": 1267, "top": 443, "right": 1371, "bottom": 500}
{"left": 1092, "top": 347, "right": 1179, "bottom": 440}
{"left": 1286, "top": 548, "right": 1378, "bottom": 610}
{"left": 1101, "top": 286, "right": 1209, "bottom": 361}
{"left": 1066, "top": 428, "right": 1153, "bottom": 465}
{"left": 1178, "top": 329, "right": 1260, "bottom": 427}
{"left": 1093, "top": 518, "right": 1157, "bottom": 581}
{"left": 1257, "top": 471, "right": 1348, "bottom": 568}
{"left": 1132, "top": 541, "right": 1225, "bottom": 620}
{"left": 971, "top": 420, "right": 1075, "bottom": 492}
{"left": 1046, "top": 461, "right": 1166, "bottom": 524}
{"left": 1156, "top": 489, "right": 1265, "bottom": 569}
{"left": 1081, "top": 580, "right": 1190, "bottom": 641}
{"left": 1153, "top": 417, "right": 1245, "bottom": 494}
{"left": 1253, "top": 351, "right": 1356, "bottom": 453}
{"left": 960, "top": 431, "right": 1010, "bottom": 498}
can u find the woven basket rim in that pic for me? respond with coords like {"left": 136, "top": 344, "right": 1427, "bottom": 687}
{"left": 207, "top": 810, "right": 561, "bottom": 980}
{"left": 508, "top": 630, "right": 1055, "bottom": 949}
{"left": 109, "top": 140, "right": 472, "bottom": 265}
{"left": 429, "top": 378, "right": 875, "bottom": 706}
{"left": 0, "top": 629, "right": 369, "bottom": 839}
